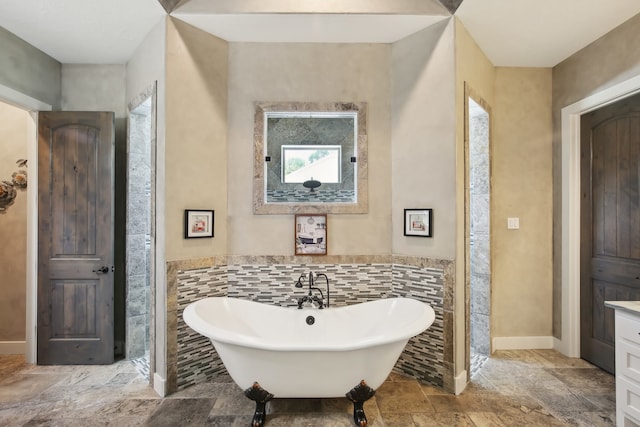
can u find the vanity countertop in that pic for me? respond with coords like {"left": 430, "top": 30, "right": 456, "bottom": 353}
{"left": 605, "top": 301, "right": 640, "bottom": 316}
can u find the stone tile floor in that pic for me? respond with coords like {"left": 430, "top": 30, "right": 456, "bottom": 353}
{"left": 0, "top": 349, "right": 615, "bottom": 426}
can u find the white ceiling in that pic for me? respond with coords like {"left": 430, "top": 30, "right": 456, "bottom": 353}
{"left": 0, "top": 0, "right": 638, "bottom": 67}
{"left": 0, "top": 0, "right": 166, "bottom": 64}
{"left": 456, "top": 0, "right": 640, "bottom": 67}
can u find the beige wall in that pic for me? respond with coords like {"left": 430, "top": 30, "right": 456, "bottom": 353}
{"left": 0, "top": 101, "right": 29, "bottom": 343}
{"left": 492, "top": 67, "right": 553, "bottom": 338}
{"left": 551, "top": 12, "right": 640, "bottom": 339}
{"left": 165, "top": 18, "right": 228, "bottom": 261}
{"left": 391, "top": 19, "right": 456, "bottom": 259}
{"left": 227, "top": 42, "right": 391, "bottom": 256}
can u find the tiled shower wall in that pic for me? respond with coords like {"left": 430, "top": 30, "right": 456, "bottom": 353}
{"left": 469, "top": 105, "right": 491, "bottom": 357}
{"left": 126, "top": 110, "right": 152, "bottom": 359}
{"left": 168, "top": 256, "right": 453, "bottom": 393}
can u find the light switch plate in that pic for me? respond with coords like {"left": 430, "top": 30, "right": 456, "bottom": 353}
{"left": 507, "top": 217, "right": 520, "bottom": 229}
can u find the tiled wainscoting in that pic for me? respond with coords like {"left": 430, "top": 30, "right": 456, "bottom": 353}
{"left": 166, "top": 255, "right": 454, "bottom": 394}
{"left": 174, "top": 263, "right": 228, "bottom": 390}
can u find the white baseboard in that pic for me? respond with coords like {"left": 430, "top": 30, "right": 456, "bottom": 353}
{"left": 454, "top": 369, "right": 467, "bottom": 395}
{"left": 153, "top": 372, "right": 166, "bottom": 397}
{"left": 0, "top": 341, "right": 26, "bottom": 355}
{"left": 492, "top": 336, "right": 554, "bottom": 351}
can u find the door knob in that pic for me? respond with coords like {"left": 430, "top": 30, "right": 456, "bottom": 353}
{"left": 92, "top": 266, "right": 109, "bottom": 274}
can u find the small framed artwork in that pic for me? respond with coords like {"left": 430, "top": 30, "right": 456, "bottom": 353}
{"left": 184, "top": 209, "right": 214, "bottom": 238}
{"left": 295, "top": 214, "right": 327, "bottom": 255}
{"left": 404, "top": 209, "right": 433, "bottom": 237}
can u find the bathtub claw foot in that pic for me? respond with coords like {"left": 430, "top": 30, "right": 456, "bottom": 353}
{"left": 244, "top": 382, "right": 273, "bottom": 427}
{"left": 346, "top": 380, "right": 376, "bottom": 427}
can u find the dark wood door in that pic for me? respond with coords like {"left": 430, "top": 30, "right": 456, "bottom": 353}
{"left": 37, "top": 111, "right": 115, "bottom": 365}
{"left": 580, "top": 92, "right": 640, "bottom": 374}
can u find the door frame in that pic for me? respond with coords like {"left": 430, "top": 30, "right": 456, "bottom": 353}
{"left": 558, "top": 74, "right": 640, "bottom": 357}
{"left": 0, "top": 84, "right": 52, "bottom": 364}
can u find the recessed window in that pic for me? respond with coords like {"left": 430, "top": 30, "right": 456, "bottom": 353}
{"left": 253, "top": 102, "right": 368, "bottom": 214}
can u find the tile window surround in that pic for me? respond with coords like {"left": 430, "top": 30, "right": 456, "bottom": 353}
{"left": 167, "top": 255, "right": 454, "bottom": 394}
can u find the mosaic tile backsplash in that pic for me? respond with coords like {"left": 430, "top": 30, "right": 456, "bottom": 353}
{"left": 175, "top": 259, "right": 447, "bottom": 392}
{"left": 227, "top": 263, "right": 393, "bottom": 307}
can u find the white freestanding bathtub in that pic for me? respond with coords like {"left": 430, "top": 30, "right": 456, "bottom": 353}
{"left": 184, "top": 296, "right": 435, "bottom": 426}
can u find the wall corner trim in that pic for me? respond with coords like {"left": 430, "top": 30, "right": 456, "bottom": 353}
{"left": 454, "top": 370, "right": 467, "bottom": 395}
{"left": 153, "top": 373, "right": 166, "bottom": 397}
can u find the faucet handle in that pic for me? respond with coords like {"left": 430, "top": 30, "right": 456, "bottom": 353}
{"left": 295, "top": 296, "right": 307, "bottom": 309}
{"left": 312, "top": 295, "right": 324, "bottom": 309}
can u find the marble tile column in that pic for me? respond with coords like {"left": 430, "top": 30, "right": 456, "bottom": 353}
{"left": 126, "top": 109, "right": 152, "bottom": 359}
{"left": 469, "top": 105, "right": 491, "bottom": 357}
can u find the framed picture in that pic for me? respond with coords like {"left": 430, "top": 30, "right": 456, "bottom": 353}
{"left": 295, "top": 214, "right": 327, "bottom": 255}
{"left": 404, "top": 209, "right": 433, "bottom": 237}
{"left": 184, "top": 209, "right": 214, "bottom": 238}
